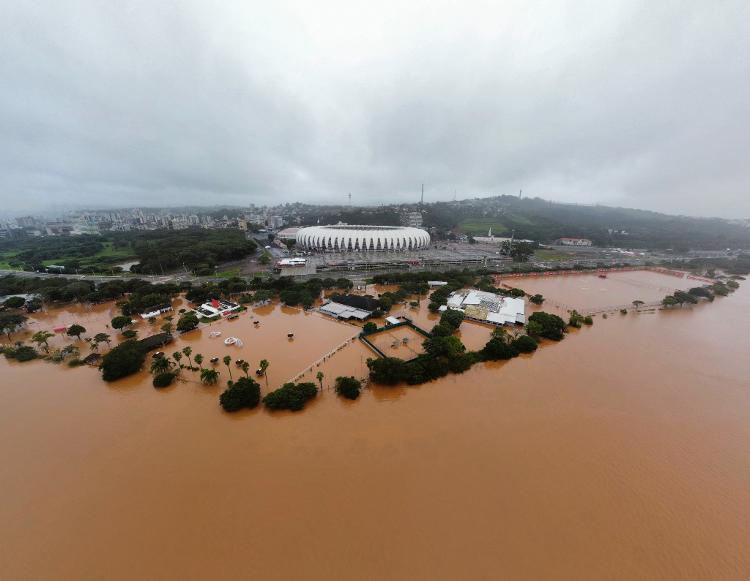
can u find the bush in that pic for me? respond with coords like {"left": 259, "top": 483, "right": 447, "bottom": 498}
{"left": 481, "top": 337, "right": 519, "bottom": 361}
{"left": 583, "top": 316, "right": 594, "bottom": 325}
{"left": 439, "top": 309, "right": 465, "bottom": 330}
{"left": 220, "top": 377, "right": 261, "bottom": 411}
{"left": 100, "top": 340, "right": 147, "bottom": 381}
{"left": 367, "top": 357, "right": 408, "bottom": 385}
{"left": 529, "top": 294, "right": 545, "bottom": 305}
{"left": 176, "top": 311, "right": 199, "bottom": 333}
{"left": 122, "top": 329, "right": 138, "bottom": 339}
{"left": 527, "top": 311, "right": 566, "bottom": 341}
{"left": 3, "top": 344, "right": 38, "bottom": 362}
{"left": 3, "top": 296, "right": 25, "bottom": 309}
{"left": 335, "top": 376, "right": 362, "bottom": 400}
{"left": 362, "top": 322, "right": 378, "bottom": 334}
{"left": 511, "top": 335, "right": 538, "bottom": 353}
{"left": 430, "top": 323, "right": 453, "bottom": 337}
{"left": 263, "top": 381, "right": 318, "bottom": 411}
{"left": 153, "top": 372, "right": 177, "bottom": 388}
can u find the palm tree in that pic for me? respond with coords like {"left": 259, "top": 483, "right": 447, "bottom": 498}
{"left": 223, "top": 355, "right": 233, "bottom": 380}
{"left": 182, "top": 346, "right": 193, "bottom": 369}
{"left": 240, "top": 361, "right": 250, "bottom": 377}
{"left": 150, "top": 356, "right": 171, "bottom": 375}
{"left": 172, "top": 351, "right": 183, "bottom": 372}
{"left": 259, "top": 359, "right": 270, "bottom": 387}
{"left": 200, "top": 368, "right": 219, "bottom": 385}
{"left": 194, "top": 353, "right": 204, "bottom": 370}
{"left": 316, "top": 370, "right": 324, "bottom": 391}
{"left": 31, "top": 330, "right": 54, "bottom": 353}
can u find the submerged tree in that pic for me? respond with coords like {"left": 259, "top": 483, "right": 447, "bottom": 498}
{"left": 200, "top": 368, "right": 220, "bottom": 386}
{"left": 31, "top": 330, "right": 54, "bottom": 353}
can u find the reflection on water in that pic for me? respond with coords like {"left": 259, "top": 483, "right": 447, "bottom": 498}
{"left": 1, "top": 277, "right": 749, "bottom": 580}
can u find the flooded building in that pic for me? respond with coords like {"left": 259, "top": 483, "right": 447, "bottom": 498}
{"left": 444, "top": 289, "right": 525, "bottom": 325}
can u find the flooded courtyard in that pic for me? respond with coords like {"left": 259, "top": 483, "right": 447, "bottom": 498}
{"left": 1, "top": 271, "right": 749, "bottom": 580}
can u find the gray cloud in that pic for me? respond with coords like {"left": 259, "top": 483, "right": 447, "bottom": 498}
{"left": 1, "top": 0, "right": 749, "bottom": 217}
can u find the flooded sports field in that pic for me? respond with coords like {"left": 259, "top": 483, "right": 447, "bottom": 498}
{"left": 501, "top": 268, "right": 700, "bottom": 312}
{"left": 2, "top": 277, "right": 750, "bottom": 580}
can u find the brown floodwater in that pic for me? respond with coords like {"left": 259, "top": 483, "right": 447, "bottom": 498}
{"left": 2, "top": 275, "right": 750, "bottom": 580}
{"left": 502, "top": 269, "right": 699, "bottom": 312}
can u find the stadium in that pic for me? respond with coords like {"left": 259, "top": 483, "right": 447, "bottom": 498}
{"left": 296, "top": 225, "right": 430, "bottom": 252}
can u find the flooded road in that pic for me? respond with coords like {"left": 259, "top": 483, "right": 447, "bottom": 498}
{"left": 1, "top": 275, "right": 749, "bottom": 580}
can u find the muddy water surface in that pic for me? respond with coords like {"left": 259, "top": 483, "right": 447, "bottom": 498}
{"left": 2, "top": 279, "right": 750, "bottom": 580}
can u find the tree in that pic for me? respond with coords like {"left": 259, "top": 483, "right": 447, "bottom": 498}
{"left": 200, "top": 368, "right": 220, "bottom": 385}
{"left": 222, "top": 355, "right": 233, "bottom": 380}
{"left": 259, "top": 359, "right": 270, "bottom": 386}
{"left": 219, "top": 377, "right": 261, "bottom": 411}
{"left": 526, "top": 312, "right": 566, "bottom": 341}
{"left": 0, "top": 312, "right": 26, "bottom": 340}
{"left": 160, "top": 321, "right": 174, "bottom": 335}
{"left": 150, "top": 356, "right": 171, "bottom": 375}
{"left": 176, "top": 311, "right": 199, "bottom": 333}
{"left": 94, "top": 332, "right": 111, "bottom": 347}
{"left": 662, "top": 295, "right": 680, "bottom": 308}
{"left": 439, "top": 309, "right": 465, "bottom": 330}
{"left": 111, "top": 315, "right": 132, "bottom": 331}
{"left": 153, "top": 372, "right": 176, "bottom": 388}
{"left": 366, "top": 357, "right": 408, "bottom": 385}
{"left": 3, "top": 296, "right": 25, "bottom": 309}
{"left": 423, "top": 335, "right": 466, "bottom": 359}
{"left": 430, "top": 323, "right": 453, "bottom": 337}
{"left": 509, "top": 241, "right": 535, "bottom": 263}
{"left": 511, "top": 335, "right": 538, "bottom": 353}
{"left": 240, "top": 360, "right": 250, "bottom": 377}
{"left": 24, "top": 297, "right": 43, "bottom": 313}
{"left": 100, "top": 340, "right": 147, "bottom": 381}
{"left": 362, "top": 322, "right": 378, "bottom": 334}
{"left": 263, "top": 382, "right": 318, "bottom": 411}
{"left": 182, "top": 346, "right": 193, "bottom": 369}
{"left": 316, "top": 370, "right": 324, "bottom": 391}
{"left": 335, "top": 376, "right": 362, "bottom": 399}
{"left": 529, "top": 294, "right": 545, "bottom": 305}
{"left": 31, "top": 330, "right": 54, "bottom": 353}
{"left": 481, "top": 337, "right": 520, "bottom": 360}
{"left": 194, "top": 353, "right": 204, "bottom": 369}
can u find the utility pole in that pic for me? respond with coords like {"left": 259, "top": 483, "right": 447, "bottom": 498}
{"left": 420, "top": 184, "right": 424, "bottom": 206}
{"left": 348, "top": 192, "right": 351, "bottom": 206}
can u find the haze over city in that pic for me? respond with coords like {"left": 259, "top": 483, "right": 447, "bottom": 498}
{"left": 2, "top": 0, "right": 749, "bottom": 217}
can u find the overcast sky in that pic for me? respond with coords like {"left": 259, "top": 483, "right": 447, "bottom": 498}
{"left": 2, "top": 0, "right": 749, "bottom": 218}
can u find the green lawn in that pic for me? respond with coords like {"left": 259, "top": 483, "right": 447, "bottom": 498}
{"left": 459, "top": 219, "right": 510, "bottom": 236}
{"left": 534, "top": 248, "right": 574, "bottom": 261}
{"left": 215, "top": 268, "right": 241, "bottom": 279}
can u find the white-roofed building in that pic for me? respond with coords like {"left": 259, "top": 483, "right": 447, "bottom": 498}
{"left": 445, "top": 289, "right": 525, "bottom": 325}
{"left": 319, "top": 301, "right": 372, "bottom": 320}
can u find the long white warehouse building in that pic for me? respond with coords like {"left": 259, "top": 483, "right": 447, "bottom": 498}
{"left": 296, "top": 225, "right": 430, "bottom": 252}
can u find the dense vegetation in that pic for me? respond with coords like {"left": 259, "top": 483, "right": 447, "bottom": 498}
{"left": 263, "top": 381, "right": 318, "bottom": 411}
{"left": 335, "top": 376, "right": 362, "bottom": 400}
{"left": 420, "top": 195, "right": 750, "bottom": 250}
{"left": 122, "top": 229, "right": 257, "bottom": 275}
{"left": 100, "top": 340, "right": 147, "bottom": 381}
{"left": 220, "top": 377, "right": 261, "bottom": 412}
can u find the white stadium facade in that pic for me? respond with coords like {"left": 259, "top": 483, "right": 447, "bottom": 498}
{"left": 296, "top": 225, "right": 430, "bottom": 252}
